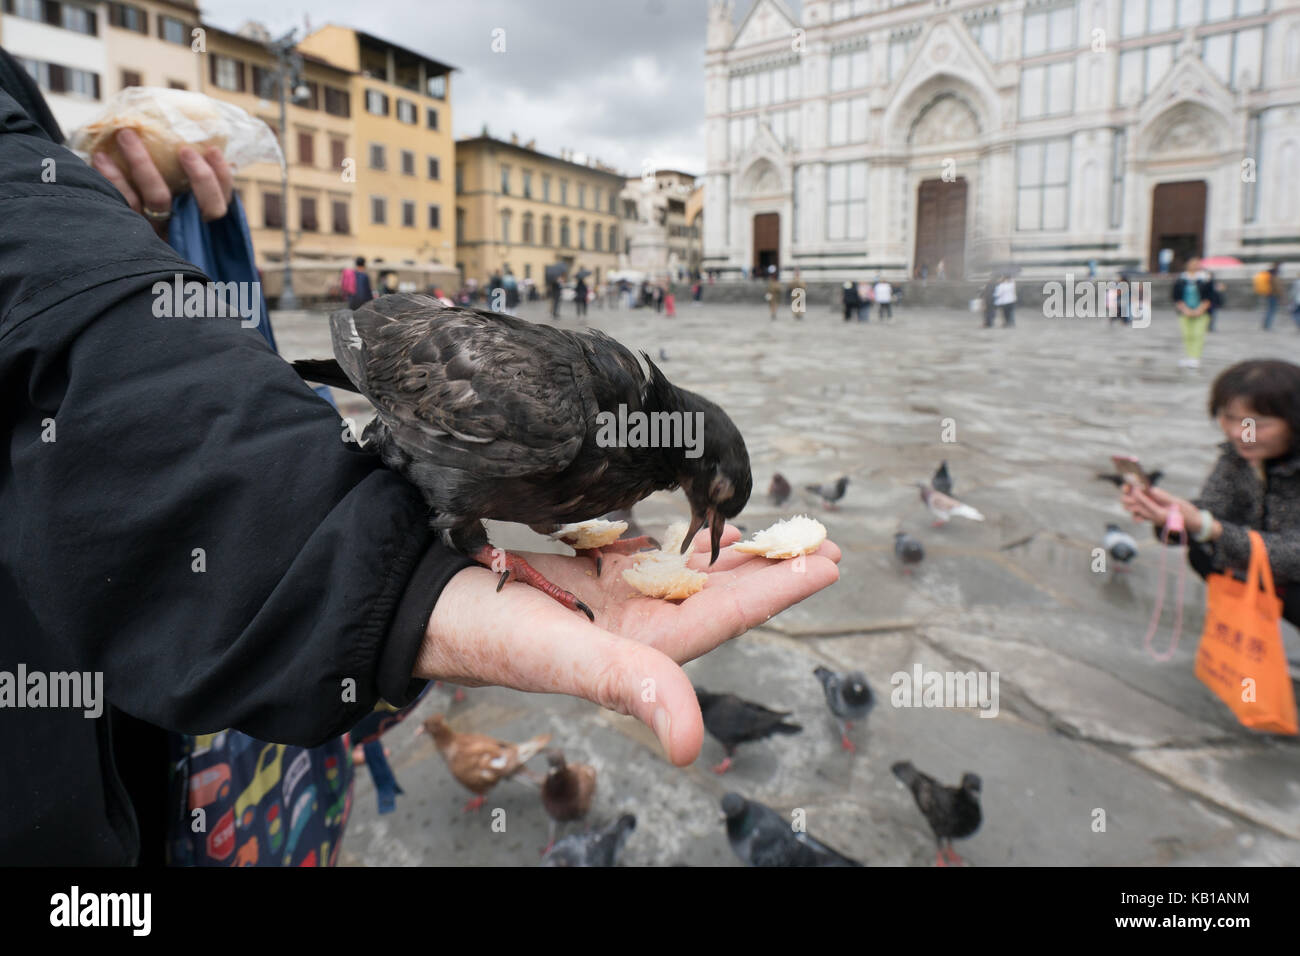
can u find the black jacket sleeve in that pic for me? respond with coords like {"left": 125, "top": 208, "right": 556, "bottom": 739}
{"left": 0, "top": 90, "right": 473, "bottom": 747}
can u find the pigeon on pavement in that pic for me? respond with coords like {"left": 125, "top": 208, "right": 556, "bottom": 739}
{"left": 721, "top": 793, "right": 862, "bottom": 867}
{"left": 418, "top": 713, "right": 550, "bottom": 812}
{"left": 292, "top": 295, "right": 752, "bottom": 618}
{"left": 805, "top": 475, "right": 849, "bottom": 510}
{"left": 540, "top": 814, "right": 636, "bottom": 867}
{"left": 931, "top": 460, "right": 953, "bottom": 496}
{"left": 891, "top": 761, "right": 982, "bottom": 866}
{"left": 813, "top": 666, "right": 874, "bottom": 753}
{"left": 894, "top": 531, "right": 925, "bottom": 572}
{"left": 696, "top": 688, "right": 802, "bottom": 774}
{"left": 768, "top": 472, "right": 792, "bottom": 507}
{"left": 540, "top": 751, "right": 597, "bottom": 853}
{"left": 917, "top": 483, "right": 984, "bottom": 525}
{"left": 1096, "top": 469, "right": 1163, "bottom": 488}
{"left": 1103, "top": 523, "right": 1138, "bottom": 570}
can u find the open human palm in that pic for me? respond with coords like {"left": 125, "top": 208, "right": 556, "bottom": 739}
{"left": 417, "top": 525, "right": 840, "bottom": 766}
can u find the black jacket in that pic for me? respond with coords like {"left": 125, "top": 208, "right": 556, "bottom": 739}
{"left": 0, "top": 79, "right": 473, "bottom": 864}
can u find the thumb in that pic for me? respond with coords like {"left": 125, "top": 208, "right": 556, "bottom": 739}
{"left": 419, "top": 566, "right": 704, "bottom": 764}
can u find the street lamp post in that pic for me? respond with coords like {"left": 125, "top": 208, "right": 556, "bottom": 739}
{"left": 264, "top": 30, "right": 309, "bottom": 310}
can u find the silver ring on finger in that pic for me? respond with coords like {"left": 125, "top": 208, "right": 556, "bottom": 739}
{"left": 143, "top": 205, "right": 172, "bottom": 222}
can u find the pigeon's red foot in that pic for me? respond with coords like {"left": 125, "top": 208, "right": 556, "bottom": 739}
{"left": 452, "top": 687, "right": 466, "bottom": 703}
{"left": 931, "top": 520, "right": 945, "bottom": 528}
{"left": 840, "top": 733, "right": 856, "bottom": 753}
{"left": 944, "top": 846, "right": 965, "bottom": 866}
{"left": 934, "top": 849, "right": 948, "bottom": 867}
{"left": 462, "top": 795, "right": 486, "bottom": 813}
{"left": 471, "top": 547, "right": 595, "bottom": 621}
{"left": 711, "top": 756, "right": 733, "bottom": 775}
{"left": 540, "top": 839, "right": 555, "bottom": 857}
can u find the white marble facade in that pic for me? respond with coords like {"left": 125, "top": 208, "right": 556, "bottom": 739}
{"left": 704, "top": 0, "right": 1300, "bottom": 280}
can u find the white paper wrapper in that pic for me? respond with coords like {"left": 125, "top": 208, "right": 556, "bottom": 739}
{"left": 68, "top": 87, "right": 283, "bottom": 192}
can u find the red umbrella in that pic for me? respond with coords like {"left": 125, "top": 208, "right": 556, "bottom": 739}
{"left": 1197, "top": 256, "right": 1243, "bottom": 268}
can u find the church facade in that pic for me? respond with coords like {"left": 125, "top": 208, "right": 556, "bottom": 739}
{"left": 703, "top": 0, "right": 1300, "bottom": 280}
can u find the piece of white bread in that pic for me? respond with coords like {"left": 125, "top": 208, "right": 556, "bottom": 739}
{"left": 550, "top": 519, "right": 628, "bottom": 550}
{"left": 733, "top": 515, "right": 827, "bottom": 559}
{"left": 622, "top": 550, "right": 707, "bottom": 600}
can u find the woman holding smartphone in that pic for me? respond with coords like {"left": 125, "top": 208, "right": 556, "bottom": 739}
{"left": 1122, "top": 360, "right": 1300, "bottom": 628}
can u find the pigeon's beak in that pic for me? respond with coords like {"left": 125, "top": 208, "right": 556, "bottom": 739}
{"left": 680, "top": 508, "right": 726, "bottom": 565}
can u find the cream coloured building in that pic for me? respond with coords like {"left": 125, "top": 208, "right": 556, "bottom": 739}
{"left": 704, "top": 0, "right": 1300, "bottom": 280}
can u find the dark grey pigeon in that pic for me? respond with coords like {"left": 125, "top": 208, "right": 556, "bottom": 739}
{"left": 1096, "top": 469, "right": 1163, "bottom": 488}
{"left": 931, "top": 460, "right": 953, "bottom": 496}
{"left": 721, "top": 793, "right": 862, "bottom": 867}
{"left": 696, "top": 688, "right": 801, "bottom": 774}
{"left": 894, "top": 531, "right": 924, "bottom": 571}
{"left": 891, "top": 761, "right": 982, "bottom": 867}
{"left": 805, "top": 475, "right": 849, "bottom": 510}
{"left": 1103, "top": 523, "right": 1138, "bottom": 569}
{"left": 813, "top": 666, "right": 873, "bottom": 753}
{"left": 540, "top": 814, "right": 636, "bottom": 867}
{"left": 293, "top": 295, "right": 752, "bottom": 618}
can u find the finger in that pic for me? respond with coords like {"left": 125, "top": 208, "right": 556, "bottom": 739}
{"left": 179, "top": 147, "right": 228, "bottom": 221}
{"left": 115, "top": 128, "right": 172, "bottom": 213}
{"left": 419, "top": 566, "right": 704, "bottom": 765}
{"left": 91, "top": 152, "right": 140, "bottom": 211}
{"left": 203, "top": 146, "right": 235, "bottom": 204}
{"left": 657, "top": 554, "right": 840, "bottom": 661}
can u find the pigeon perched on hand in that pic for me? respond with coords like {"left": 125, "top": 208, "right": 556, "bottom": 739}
{"left": 1103, "top": 523, "right": 1138, "bottom": 571}
{"left": 720, "top": 793, "right": 862, "bottom": 867}
{"left": 696, "top": 688, "right": 801, "bottom": 774}
{"left": 891, "top": 761, "right": 982, "bottom": 866}
{"left": 293, "top": 295, "right": 752, "bottom": 619}
{"left": 931, "top": 460, "right": 953, "bottom": 496}
{"left": 540, "top": 814, "right": 636, "bottom": 867}
{"left": 805, "top": 476, "right": 849, "bottom": 510}
{"left": 768, "top": 472, "right": 792, "bottom": 507}
{"left": 917, "top": 483, "right": 984, "bottom": 525}
{"left": 540, "top": 751, "right": 597, "bottom": 853}
{"left": 813, "top": 666, "right": 874, "bottom": 753}
{"left": 418, "top": 713, "right": 550, "bottom": 812}
{"left": 894, "top": 531, "right": 924, "bottom": 572}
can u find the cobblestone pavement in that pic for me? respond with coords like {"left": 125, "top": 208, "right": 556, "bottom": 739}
{"left": 273, "top": 296, "right": 1300, "bottom": 866}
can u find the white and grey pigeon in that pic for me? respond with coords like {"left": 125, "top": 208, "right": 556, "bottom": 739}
{"left": 539, "top": 814, "right": 636, "bottom": 867}
{"left": 721, "top": 793, "right": 862, "bottom": 867}
{"left": 813, "top": 666, "right": 874, "bottom": 753}
{"left": 894, "top": 531, "right": 924, "bottom": 572}
{"left": 917, "top": 483, "right": 984, "bottom": 525}
{"left": 805, "top": 475, "right": 849, "bottom": 510}
{"left": 1103, "top": 523, "right": 1138, "bottom": 571}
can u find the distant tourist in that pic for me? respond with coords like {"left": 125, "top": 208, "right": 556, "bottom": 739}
{"left": 856, "top": 279, "right": 872, "bottom": 322}
{"left": 1172, "top": 257, "right": 1213, "bottom": 370}
{"left": 992, "top": 274, "right": 1015, "bottom": 327}
{"left": 1258, "top": 262, "right": 1283, "bottom": 330}
{"left": 767, "top": 270, "right": 782, "bottom": 320}
{"left": 841, "top": 281, "right": 859, "bottom": 322}
{"left": 873, "top": 277, "right": 894, "bottom": 322}
{"left": 574, "top": 275, "right": 588, "bottom": 318}
{"left": 342, "top": 256, "right": 374, "bottom": 310}
{"left": 788, "top": 268, "right": 806, "bottom": 320}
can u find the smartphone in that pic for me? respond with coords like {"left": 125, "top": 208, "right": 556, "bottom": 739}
{"left": 1112, "top": 454, "right": 1151, "bottom": 489}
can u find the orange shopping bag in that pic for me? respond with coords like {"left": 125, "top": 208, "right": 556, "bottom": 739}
{"left": 1194, "top": 530, "right": 1298, "bottom": 734}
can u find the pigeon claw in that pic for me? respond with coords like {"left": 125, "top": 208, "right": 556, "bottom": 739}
{"left": 840, "top": 734, "right": 856, "bottom": 753}
{"left": 934, "top": 849, "right": 948, "bottom": 867}
{"left": 473, "top": 547, "right": 596, "bottom": 621}
{"left": 710, "top": 756, "right": 733, "bottom": 775}
{"left": 463, "top": 795, "right": 486, "bottom": 813}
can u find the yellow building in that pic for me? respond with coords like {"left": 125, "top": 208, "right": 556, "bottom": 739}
{"left": 103, "top": 0, "right": 203, "bottom": 95}
{"left": 298, "top": 24, "right": 455, "bottom": 271}
{"left": 200, "top": 24, "right": 357, "bottom": 265}
{"left": 456, "top": 134, "right": 624, "bottom": 289}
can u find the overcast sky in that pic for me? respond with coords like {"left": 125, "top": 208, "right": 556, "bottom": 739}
{"left": 202, "top": 0, "right": 793, "bottom": 176}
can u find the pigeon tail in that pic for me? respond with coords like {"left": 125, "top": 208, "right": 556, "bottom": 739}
{"left": 771, "top": 721, "right": 803, "bottom": 736}
{"left": 514, "top": 734, "right": 553, "bottom": 767}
